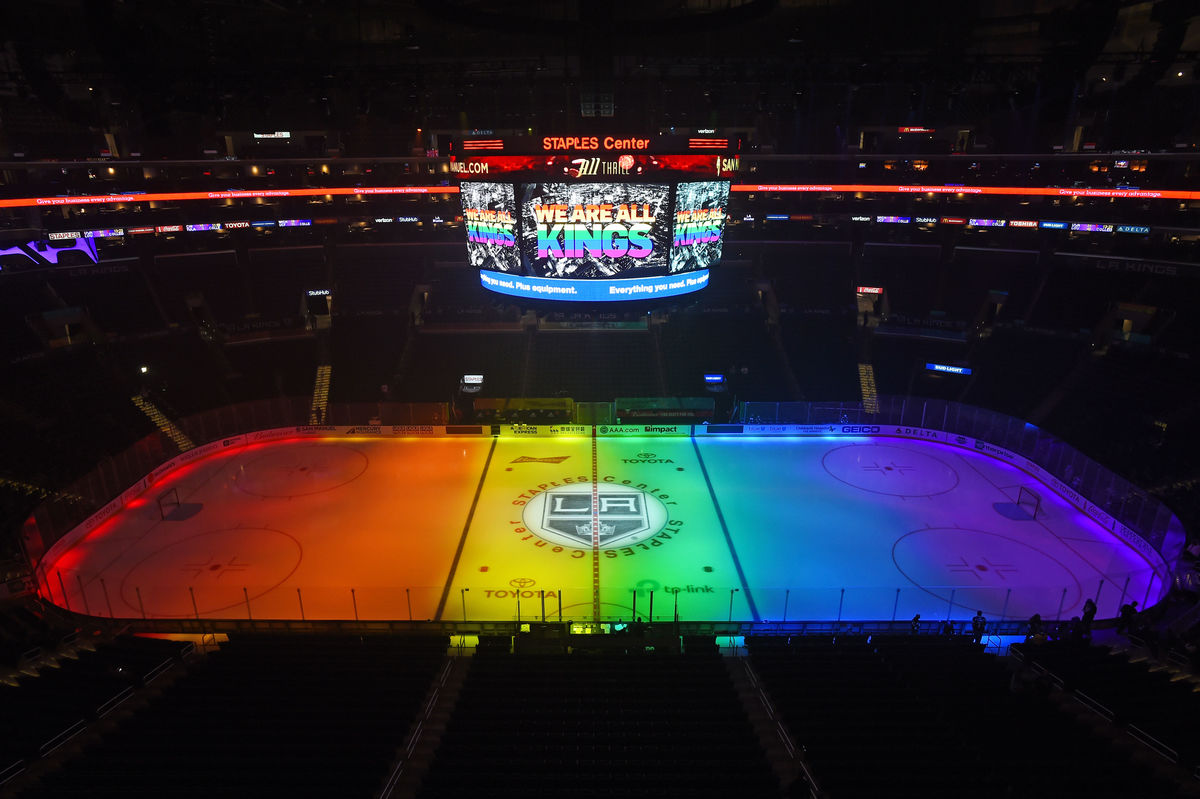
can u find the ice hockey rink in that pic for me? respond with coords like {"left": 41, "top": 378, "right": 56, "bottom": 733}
{"left": 36, "top": 430, "right": 1170, "bottom": 625}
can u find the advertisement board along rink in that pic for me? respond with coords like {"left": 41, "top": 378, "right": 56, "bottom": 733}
{"left": 37, "top": 427, "right": 1169, "bottom": 623}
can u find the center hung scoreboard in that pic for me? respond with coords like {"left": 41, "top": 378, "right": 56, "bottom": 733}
{"left": 453, "top": 132, "right": 739, "bottom": 302}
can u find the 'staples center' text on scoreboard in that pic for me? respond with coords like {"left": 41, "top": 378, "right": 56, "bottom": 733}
{"left": 542, "top": 136, "right": 652, "bottom": 151}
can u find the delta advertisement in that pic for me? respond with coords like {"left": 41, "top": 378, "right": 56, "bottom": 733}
{"left": 670, "top": 181, "right": 729, "bottom": 273}
{"left": 460, "top": 182, "right": 519, "bottom": 273}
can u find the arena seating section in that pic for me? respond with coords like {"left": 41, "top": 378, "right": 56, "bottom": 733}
{"left": 2, "top": 628, "right": 193, "bottom": 786}
{"left": 2, "top": 227, "right": 1200, "bottom": 798}
{"left": 747, "top": 635, "right": 1185, "bottom": 798}
{"left": 416, "top": 651, "right": 779, "bottom": 798}
{"left": 1014, "top": 640, "right": 1200, "bottom": 774}
{"left": 24, "top": 634, "right": 448, "bottom": 798}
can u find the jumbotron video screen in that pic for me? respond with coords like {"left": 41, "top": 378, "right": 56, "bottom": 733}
{"left": 462, "top": 182, "right": 519, "bottom": 273}
{"left": 671, "top": 181, "right": 730, "bottom": 274}
{"left": 522, "top": 182, "right": 670, "bottom": 278}
{"left": 462, "top": 180, "right": 729, "bottom": 301}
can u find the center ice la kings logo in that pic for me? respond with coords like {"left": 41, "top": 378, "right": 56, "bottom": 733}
{"left": 522, "top": 484, "right": 668, "bottom": 549}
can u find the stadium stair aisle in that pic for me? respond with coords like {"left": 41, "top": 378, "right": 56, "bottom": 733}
{"left": 722, "top": 654, "right": 810, "bottom": 793}
{"left": 309, "top": 364, "right": 332, "bottom": 424}
{"left": 129, "top": 395, "right": 195, "bottom": 452}
{"left": 857, "top": 362, "right": 878, "bottom": 414}
{"left": 414, "top": 650, "right": 781, "bottom": 799}
{"left": 381, "top": 655, "right": 473, "bottom": 799}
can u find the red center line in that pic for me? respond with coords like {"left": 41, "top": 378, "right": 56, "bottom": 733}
{"left": 591, "top": 428, "right": 601, "bottom": 624}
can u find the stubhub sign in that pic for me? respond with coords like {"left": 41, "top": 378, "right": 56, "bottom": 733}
{"left": 479, "top": 269, "right": 709, "bottom": 302}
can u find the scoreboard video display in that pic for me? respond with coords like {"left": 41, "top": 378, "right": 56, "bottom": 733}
{"left": 462, "top": 182, "right": 519, "bottom": 272}
{"left": 463, "top": 180, "right": 728, "bottom": 302}
{"left": 521, "top": 182, "right": 670, "bottom": 277}
{"left": 671, "top": 180, "right": 729, "bottom": 274}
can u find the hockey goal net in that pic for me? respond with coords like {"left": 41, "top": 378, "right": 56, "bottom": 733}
{"left": 1016, "top": 486, "right": 1042, "bottom": 520}
{"left": 156, "top": 487, "right": 181, "bottom": 520}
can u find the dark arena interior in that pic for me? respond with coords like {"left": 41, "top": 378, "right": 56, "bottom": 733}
{"left": 3, "top": 1, "right": 1200, "bottom": 796}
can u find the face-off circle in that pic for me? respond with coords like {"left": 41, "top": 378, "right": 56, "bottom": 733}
{"left": 822, "top": 443, "right": 959, "bottom": 497}
{"left": 891, "top": 527, "right": 1083, "bottom": 618}
{"left": 119, "top": 527, "right": 302, "bottom": 617}
{"left": 235, "top": 444, "right": 368, "bottom": 497}
{"left": 521, "top": 483, "right": 669, "bottom": 550}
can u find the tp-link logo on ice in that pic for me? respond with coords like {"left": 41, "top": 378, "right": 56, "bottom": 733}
{"left": 522, "top": 484, "right": 667, "bottom": 548}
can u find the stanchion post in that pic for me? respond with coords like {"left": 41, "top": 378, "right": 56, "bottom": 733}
{"left": 406, "top": 588, "right": 412, "bottom": 622}
{"left": 351, "top": 588, "right": 359, "bottom": 621}
{"left": 459, "top": 588, "right": 470, "bottom": 649}
{"left": 189, "top": 586, "right": 200, "bottom": 621}
{"left": 136, "top": 586, "right": 147, "bottom": 620}
{"left": 100, "top": 578, "right": 114, "bottom": 618}
{"left": 57, "top": 571, "right": 71, "bottom": 612}
{"left": 297, "top": 588, "right": 305, "bottom": 621}
{"left": 946, "top": 589, "right": 956, "bottom": 620}
{"left": 783, "top": 589, "right": 790, "bottom": 624}
{"left": 243, "top": 587, "right": 253, "bottom": 622}
{"left": 893, "top": 588, "right": 900, "bottom": 621}
{"left": 76, "top": 575, "right": 91, "bottom": 616}
{"left": 1001, "top": 588, "right": 1011, "bottom": 620}
{"left": 1055, "top": 587, "right": 1067, "bottom": 621}
{"left": 540, "top": 590, "right": 546, "bottom": 623}
{"left": 836, "top": 588, "right": 844, "bottom": 623}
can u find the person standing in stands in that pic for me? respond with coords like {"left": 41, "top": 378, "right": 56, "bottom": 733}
{"left": 1117, "top": 601, "right": 1138, "bottom": 634}
{"left": 1026, "top": 613, "right": 1044, "bottom": 643}
{"left": 972, "top": 610, "right": 986, "bottom": 644}
{"left": 1081, "top": 598, "right": 1097, "bottom": 637}
{"left": 911, "top": 613, "right": 921, "bottom": 635}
